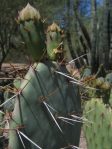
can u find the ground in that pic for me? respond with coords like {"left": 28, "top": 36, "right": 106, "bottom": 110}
{"left": 79, "top": 130, "right": 87, "bottom": 149}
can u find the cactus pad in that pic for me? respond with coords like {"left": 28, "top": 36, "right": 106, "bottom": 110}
{"left": 83, "top": 98, "right": 112, "bottom": 149}
{"left": 8, "top": 61, "right": 81, "bottom": 149}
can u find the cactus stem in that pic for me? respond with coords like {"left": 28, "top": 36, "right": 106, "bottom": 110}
{"left": 43, "top": 101, "right": 63, "bottom": 133}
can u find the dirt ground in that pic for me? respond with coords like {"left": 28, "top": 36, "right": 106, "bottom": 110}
{"left": 79, "top": 130, "right": 87, "bottom": 149}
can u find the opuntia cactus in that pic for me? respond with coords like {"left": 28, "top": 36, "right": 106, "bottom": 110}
{"left": 7, "top": 4, "right": 82, "bottom": 149}
{"left": 83, "top": 98, "right": 112, "bottom": 149}
{"left": 8, "top": 61, "right": 82, "bottom": 149}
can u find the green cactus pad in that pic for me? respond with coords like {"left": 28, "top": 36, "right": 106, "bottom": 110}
{"left": 83, "top": 98, "right": 112, "bottom": 149}
{"left": 8, "top": 61, "right": 81, "bottom": 149}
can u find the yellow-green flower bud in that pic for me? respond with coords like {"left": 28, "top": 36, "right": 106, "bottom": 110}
{"left": 17, "top": 3, "right": 46, "bottom": 61}
{"left": 47, "top": 22, "right": 61, "bottom": 32}
{"left": 18, "top": 3, "right": 40, "bottom": 22}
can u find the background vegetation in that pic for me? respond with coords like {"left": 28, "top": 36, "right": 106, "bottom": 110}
{"left": 0, "top": 0, "right": 112, "bottom": 72}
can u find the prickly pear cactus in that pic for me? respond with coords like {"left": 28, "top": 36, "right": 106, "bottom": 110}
{"left": 18, "top": 3, "right": 46, "bottom": 61}
{"left": 8, "top": 4, "right": 82, "bottom": 149}
{"left": 83, "top": 98, "right": 112, "bottom": 149}
{"left": 47, "top": 22, "right": 64, "bottom": 61}
{"left": 8, "top": 61, "right": 81, "bottom": 149}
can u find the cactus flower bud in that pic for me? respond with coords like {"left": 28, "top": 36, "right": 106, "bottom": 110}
{"left": 17, "top": 3, "right": 46, "bottom": 61}
{"left": 18, "top": 3, "right": 40, "bottom": 22}
{"left": 47, "top": 22, "right": 61, "bottom": 32}
{"left": 47, "top": 22, "right": 64, "bottom": 61}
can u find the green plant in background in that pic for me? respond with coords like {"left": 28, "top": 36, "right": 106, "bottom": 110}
{"left": 83, "top": 98, "right": 112, "bottom": 149}
{"left": 7, "top": 4, "right": 82, "bottom": 149}
{"left": 81, "top": 67, "right": 111, "bottom": 104}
